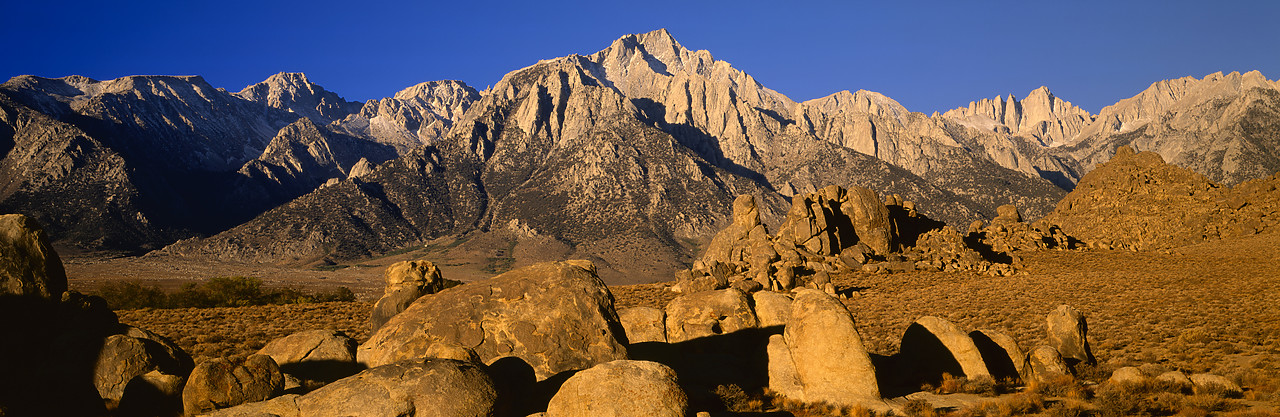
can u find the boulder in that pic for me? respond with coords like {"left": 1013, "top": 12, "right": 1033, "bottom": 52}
{"left": 752, "top": 291, "right": 792, "bottom": 328}
{"left": 256, "top": 330, "right": 359, "bottom": 384}
{"left": 94, "top": 328, "right": 193, "bottom": 410}
{"left": 118, "top": 370, "right": 185, "bottom": 417}
{"left": 93, "top": 335, "right": 160, "bottom": 407}
{"left": 546, "top": 360, "right": 686, "bottom": 417}
{"left": 0, "top": 214, "right": 67, "bottom": 298}
{"left": 297, "top": 359, "right": 498, "bottom": 417}
{"left": 369, "top": 259, "right": 460, "bottom": 332}
{"left": 617, "top": 307, "right": 666, "bottom": 344}
{"left": 841, "top": 186, "right": 895, "bottom": 255}
{"left": 1156, "top": 371, "right": 1194, "bottom": 390}
{"left": 1046, "top": 305, "right": 1095, "bottom": 366}
{"left": 1027, "top": 345, "right": 1070, "bottom": 381}
{"left": 1108, "top": 367, "right": 1146, "bottom": 385}
{"left": 767, "top": 334, "right": 804, "bottom": 399}
{"left": 994, "top": 204, "right": 1022, "bottom": 223}
{"left": 664, "top": 288, "right": 758, "bottom": 343}
{"left": 782, "top": 289, "right": 880, "bottom": 405}
{"left": 357, "top": 260, "right": 628, "bottom": 381}
{"left": 699, "top": 195, "right": 771, "bottom": 269}
{"left": 182, "top": 355, "right": 285, "bottom": 416}
{"left": 205, "top": 394, "right": 300, "bottom": 417}
{"left": 897, "top": 316, "right": 991, "bottom": 385}
{"left": 969, "top": 328, "right": 1026, "bottom": 381}
{"left": 1189, "top": 373, "right": 1243, "bottom": 397}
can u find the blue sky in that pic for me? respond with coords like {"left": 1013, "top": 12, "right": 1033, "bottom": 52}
{"left": 4, "top": 0, "right": 1277, "bottom": 114}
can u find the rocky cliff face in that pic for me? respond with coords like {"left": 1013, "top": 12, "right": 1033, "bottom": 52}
{"left": 942, "top": 87, "right": 1094, "bottom": 148}
{"left": 235, "top": 72, "right": 363, "bottom": 125}
{"left": 333, "top": 80, "right": 481, "bottom": 153}
{"left": 1058, "top": 71, "right": 1280, "bottom": 186}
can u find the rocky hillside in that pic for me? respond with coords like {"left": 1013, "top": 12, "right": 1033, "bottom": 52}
{"left": 1044, "top": 146, "right": 1280, "bottom": 250}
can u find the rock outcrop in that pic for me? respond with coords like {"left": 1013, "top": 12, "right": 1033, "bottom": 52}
{"left": 1045, "top": 146, "right": 1280, "bottom": 250}
{"left": 0, "top": 213, "right": 66, "bottom": 298}
{"left": 182, "top": 354, "right": 285, "bottom": 416}
{"left": 897, "top": 316, "right": 992, "bottom": 385}
{"left": 663, "top": 288, "right": 758, "bottom": 343}
{"left": 1046, "top": 305, "right": 1095, "bottom": 366}
{"left": 617, "top": 306, "right": 667, "bottom": 344}
{"left": 546, "top": 360, "right": 687, "bottom": 417}
{"left": 357, "top": 261, "right": 629, "bottom": 380}
{"left": 369, "top": 259, "right": 461, "bottom": 332}
{"left": 775, "top": 289, "right": 881, "bottom": 407}
{"left": 256, "top": 330, "right": 360, "bottom": 386}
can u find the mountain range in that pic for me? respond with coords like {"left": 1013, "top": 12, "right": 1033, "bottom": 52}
{"left": 2, "top": 29, "right": 1277, "bottom": 283}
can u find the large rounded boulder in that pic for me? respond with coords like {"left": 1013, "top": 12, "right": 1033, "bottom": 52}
{"left": 781, "top": 289, "right": 880, "bottom": 406}
{"left": 357, "top": 260, "right": 628, "bottom": 381}
{"left": 256, "top": 329, "right": 359, "bottom": 384}
{"left": 182, "top": 355, "right": 285, "bottom": 415}
{"left": 546, "top": 360, "right": 686, "bottom": 417}
{"left": 297, "top": 359, "right": 498, "bottom": 417}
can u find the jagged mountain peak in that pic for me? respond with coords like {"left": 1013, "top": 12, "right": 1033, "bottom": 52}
{"left": 941, "top": 85, "right": 1093, "bottom": 147}
{"left": 392, "top": 80, "right": 477, "bottom": 101}
{"left": 235, "top": 72, "right": 361, "bottom": 124}
{"left": 802, "top": 89, "right": 911, "bottom": 123}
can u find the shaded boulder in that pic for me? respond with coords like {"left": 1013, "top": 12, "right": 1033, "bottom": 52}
{"left": 546, "top": 360, "right": 686, "bottom": 417}
{"left": 297, "top": 359, "right": 497, "bottom": 417}
{"left": 767, "top": 334, "right": 804, "bottom": 399}
{"left": 1027, "top": 345, "right": 1070, "bottom": 381}
{"left": 617, "top": 307, "right": 666, "bottom": 344}
{"left": 256, "top": 330, "right": 360, "bottom": 385}
{"left": 93, "top": 334, "right": 161, "bottom": 407}
{"left": 0, "top": 213, "right": 67, "bottom": 298}
{"left": 1046, "top": 305, "right": 1095, "bottom": 366}
{"left": 969, "top": 328, "right": 1026, "bottom": 381}
{"left": 994, "top": 204, "right": 1022, "bottom": 223}
{"left": 897, "top": 316, "right": 991, "bottom": 387}
{"left": 182, "top": 355, "right": 285, "bottom": 416}
{"left": 369, "top": 259, "right": 460, "bottom": 332}
{"left": 752, "top": 291, "right": 792, "bottom": 328}
{"left": 94, "top": 328, "right": 193, "bottom": 411}
{"left": 664, "top": 288, "right": 758, "bottom": 343}
{"left": 118, "top": 371, "right": 186, "bottom": 417}
{"left": 781, "top": 289, "right": 880, "bottom": 406}
{"left": 841, "top": 185, "right": 895, "bottom": 255}
{"left": 357, "top": 260, "right": 628, "bottom": 381}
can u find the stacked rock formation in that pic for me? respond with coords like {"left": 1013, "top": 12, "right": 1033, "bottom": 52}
{"left": 369, "top": 258, "right": 460, "bottom": 332}
{"left": 675, "top": 185, "right": 1061, "bottom": 293}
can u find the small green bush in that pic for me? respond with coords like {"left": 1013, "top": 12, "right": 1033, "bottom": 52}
{"left": 96, "top": 281, "right": 167, "bottom": 310}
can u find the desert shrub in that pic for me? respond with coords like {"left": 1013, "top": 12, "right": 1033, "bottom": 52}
{"left": 901, "top": 398, "right": 937, "bottom": 417}
{"left": 1179, "top": 394, "right": 1239, "bottom": 414}
{"left": 950, "top": 392, "right": 1044, "bottom": 417}
{"left": 96, "top": 281, "right": 167, "bottom": 310}
{"left": 1044, "top": 402, "right": 1097, "bottom": 417}
{"left": 200, "top": 276, "right": 265, "bottom": 306}
{"left": 1031, "top": 375, "right": 1090, "bottom": 400}
{"left": 1093, "top": 380, "right": 1222, "bottom": 417}
{"left": 714, "top": 384, "right": 764, "bottom": 412}
{"left": 935, "top": 374, "right": 999, "bottom": 396}
{"left": 91, "top": 279, "right": 357, "bottom": 309}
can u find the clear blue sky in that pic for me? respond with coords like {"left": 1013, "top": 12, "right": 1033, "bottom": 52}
{"left": 4, "top": 0, "right": 1277, "bottom": 115}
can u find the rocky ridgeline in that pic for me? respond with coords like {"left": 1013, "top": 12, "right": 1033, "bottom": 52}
{"left": 671, "top": 185, "right": 1077, "bottom": 295}
{"left": 1, "top": 214, "right": 1251, "bottom": 416}
{"left": 1046, "top": 146, "right": 1280, "bottom": 251}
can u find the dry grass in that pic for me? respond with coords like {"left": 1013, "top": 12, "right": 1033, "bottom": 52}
{"left": 116, "top": 302, "right": 371, "bottom": 364}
